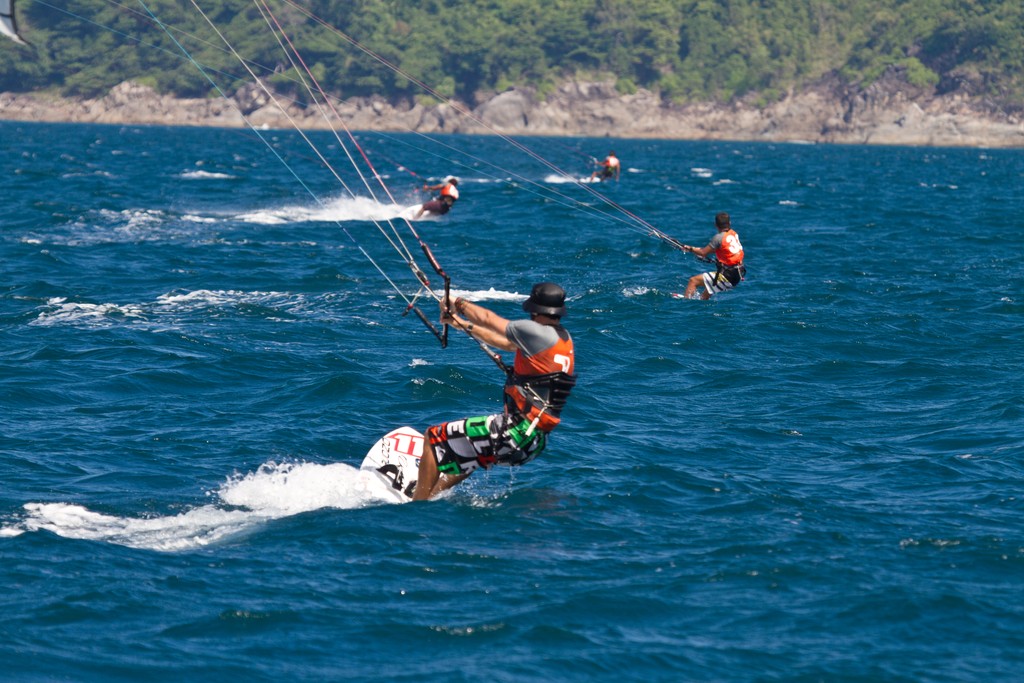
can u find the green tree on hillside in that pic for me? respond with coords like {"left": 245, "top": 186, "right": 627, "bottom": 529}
{"left": 1, "top": 0, "right": 1021, "bottom": 107}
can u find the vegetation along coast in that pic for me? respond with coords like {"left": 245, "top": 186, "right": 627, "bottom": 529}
{"left": 1, "top": 0, "right": 1022, "bottom": 147}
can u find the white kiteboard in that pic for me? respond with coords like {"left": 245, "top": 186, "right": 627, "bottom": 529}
{"left": 360, "top": 426, "right": 424, "bottom": 503}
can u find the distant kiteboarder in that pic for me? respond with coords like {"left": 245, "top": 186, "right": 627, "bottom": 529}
{"left": 678, "top": 212, "right": 746, "bottom": 299}
{"left": 589, "top": 151, "right": 620, "bottom": 182}
{"left": 414, "top": 176, "right": 459, "bottom": 219}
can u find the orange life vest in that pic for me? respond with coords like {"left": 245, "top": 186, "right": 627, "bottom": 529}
{"left": 440, "top": 183, "right": 459, "bottom": 200}
{"left": 504, "top": 327, "right": 575, "bottom": 433}
{"left": 715, "top": 229, "right": 744, "bottom": 267}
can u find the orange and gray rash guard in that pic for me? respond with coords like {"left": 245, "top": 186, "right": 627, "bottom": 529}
{"left": 503, "top": 319, "right": 575, "bottom": 432}
{"left": 708, "top": 229, "right": 744, "bottom": 267}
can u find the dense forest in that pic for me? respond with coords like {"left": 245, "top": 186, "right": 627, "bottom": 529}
{"left": 2, "top": 0, "right": 1023, "bottom": 108}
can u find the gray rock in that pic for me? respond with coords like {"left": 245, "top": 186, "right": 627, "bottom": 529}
{"left": 1, "top": 78, "right": 1022, "bottom": 148}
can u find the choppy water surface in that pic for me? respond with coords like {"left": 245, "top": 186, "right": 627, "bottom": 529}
{"left": 2, "top": 122, "right": 1023, "bottom": 681}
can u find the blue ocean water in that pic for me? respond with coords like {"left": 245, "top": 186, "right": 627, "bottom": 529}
{"left": 1, "top": 121, "right": 1023, "bottom": 681}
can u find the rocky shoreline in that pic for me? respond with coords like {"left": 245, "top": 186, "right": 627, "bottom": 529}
{"left": 2, "top": 76, "right": 1023, "bottom": 148}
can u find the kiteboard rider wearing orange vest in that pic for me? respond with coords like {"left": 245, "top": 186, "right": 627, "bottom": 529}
{"left": 590, "top": 151, "right": 621, "bottom": 182}
{"left": 412, "top": 282, "right": 576, "bottom": 500}
{"left": 680, "top": 212, "right": 746, "bottom": 299}
{"left": 414, "top": 176, "right": 459, "bottom": 219}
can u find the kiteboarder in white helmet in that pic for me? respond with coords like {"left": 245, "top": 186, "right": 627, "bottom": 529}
{"left": 414, "top": 176, "right": 459, "bottom": 219}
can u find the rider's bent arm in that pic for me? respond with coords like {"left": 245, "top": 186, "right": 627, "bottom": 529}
{"left": 690, "top": 243, "right": 714, "bottom": 258}
{"left": 451, "top": 298, "right": 516, "bottom": 351}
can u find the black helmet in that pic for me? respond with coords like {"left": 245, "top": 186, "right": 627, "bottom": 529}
{"left": 522, "top": 282, "right": 567, "bottom": 317}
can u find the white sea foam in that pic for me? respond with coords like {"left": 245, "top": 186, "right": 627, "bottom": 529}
{"left": 154, "top": 289, "right": 291, "bottom": 310}
{"left": 25, "top": 207, "right": 216, "bottom": 246}
{"left": 31, "top": 290, "right": 305, "bottom": 328}
{"left": 61, "top": 170, "right": 115, "bottom": 179}
{"left": 179, "top": 170, "right": 235, "bottom": 180}
{"left": 237, "top": 195, "right": 410, "bottom": 224}
{"left": 31, "top": 299, "right": 147, "bottom": 327}
{"left": 96, "top": 208, "right": 165, "bottom": 228}
{"left": 217, "top": 461, "right": 390, "bottom": 514}
{"left": 5, "top": 461, "right": 395, "bottom": 552}
{"left": 442, "top": 287, "right": 583, "bottom": 309}
{"left": 28, "top": 285, "right": 530, "bottom": 331}
{"left": 447, "top": 286, "right": 527, "bottom": 303}
{"left": 544, "top": 174, "right": 600, "bottom": 184}
{"left": 181, "top": 214, "right": 218, "bottom": 223}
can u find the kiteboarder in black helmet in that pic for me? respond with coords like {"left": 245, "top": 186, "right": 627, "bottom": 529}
{"left": 412, "top": 283, "right": 577, "bottom": 500}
